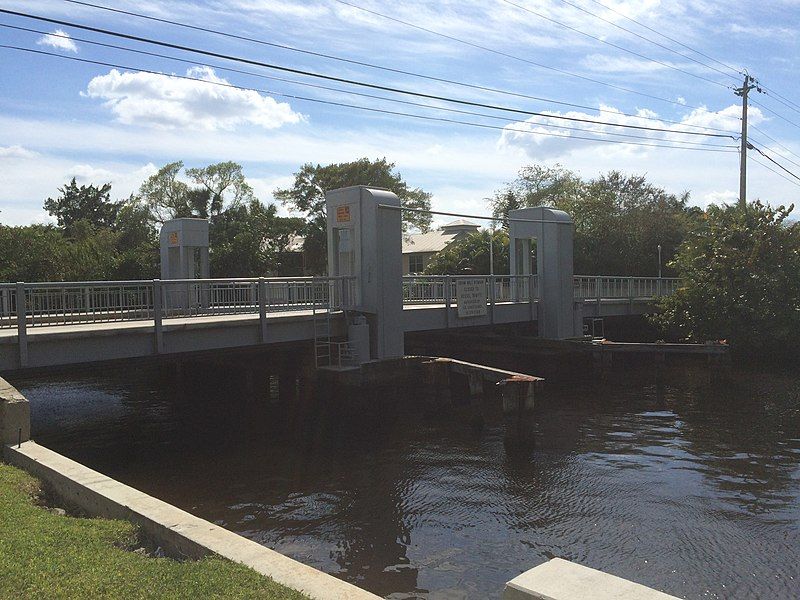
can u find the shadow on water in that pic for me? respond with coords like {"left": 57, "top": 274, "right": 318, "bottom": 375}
{"left": 10, "top": 362, "right": 800, "bottom": 600}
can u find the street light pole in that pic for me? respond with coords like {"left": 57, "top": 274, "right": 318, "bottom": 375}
{"left": 489, "top": 226, "right": 494, "bottom": 275}
{"left": 657, "top": 244, "right": 662, "bottom": 279}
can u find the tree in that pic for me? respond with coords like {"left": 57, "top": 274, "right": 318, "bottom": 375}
{"left": 275, "top": 157, "right": 433, "bottom": 274}
{"left": 113, "top": 197, "right": 159, "bottom": 279}
{"left": 209, "top": 199, "right": 304, "bottom": 277}
{"left": 137, "top": 161, "right": 190, "bottom": 222}
{"left": 489, "top": 165, "right": 698, "bottom": 275}
{"left": 652, "top": 201, "right": 800, "bottom": 355}
{"left": 187, "top": 161, "right": 255, "bottom": 215}
{"left": 140, "top": 161, "right": 259, "bottom": 221}
{"left": 0, "top": 224, "right": 67, "bottom": 281}
{"left": 44, "top": 178, "right": 118, "bottom": 232}
{"left": 424, "top": 230, "right": 509, "bottom": 275}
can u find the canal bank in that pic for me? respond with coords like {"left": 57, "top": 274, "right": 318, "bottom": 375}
{"left": 1, "top": 376, "right": 379, "bottom": 600}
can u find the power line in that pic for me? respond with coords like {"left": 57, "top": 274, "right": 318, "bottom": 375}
{"left": 0, "top": 10, "right": 737, "bottom": 140}
{"left": 760, "top": 88, "right": 800, "bottom": 117}
{"left": 750, "top": 155, "right": 800, "bottom": 190}
{"left": 12, "top": 5, "right": 733, "bottom": 134}
{"left": 554, "top": 0, "right": 739, "bottom": 81}
{"left": 499, "top": 0, "right": 730, "bottom": 88}
{"left": 0, "top": 44, "right": 739, "bottom": 154}
{"left": 748, "top": 142, "right": 800, "bottom": 184}
{"left": 749, "top": 136, "right": 800, "bottom": 171}
{"left": 330, "top": 0, "right": 710, "bottom": 110}
{"left": 56, "top": 0, "right": 704, "bottom": 129}
{"left": 2, "top": 24, "right": 733, "bottom": 147}
{"left": 749, "top": 124, "right": 800, "bottom": 164}
{"left": 751, "top": 98, "right": 800, "bottom": 131}
{"left": 757, "top": 82, "right": 800, "bottom": 113}
{"left": 583, "top": 0, "right": 742, "bottom": 77}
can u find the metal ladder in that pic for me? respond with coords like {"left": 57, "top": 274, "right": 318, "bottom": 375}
{"left": 312, "top": 281, "right": 333, "bottom": 368}
{"left": 312, "top": 280, "right": 359, "bottom": 369}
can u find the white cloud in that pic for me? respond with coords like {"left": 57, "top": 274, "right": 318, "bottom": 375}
{"left": 0, "top": 145, "right": 38, "bottom": 159}
{"left": 36, "top": 29, "right": 78, "bottom": 53}
{"left": 497, "top": 104, "right": 754, "bottom": 158}
{"left": 84, "top": 67, "right": 304, "bottom": 131}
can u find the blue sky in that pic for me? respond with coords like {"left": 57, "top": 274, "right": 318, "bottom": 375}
{"left": 1, "top": 0, "right": 799, "bottom": 227}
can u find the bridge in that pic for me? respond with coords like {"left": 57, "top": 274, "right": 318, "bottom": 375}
{"left": 0, "top": 274, "right": 678, "bottom": 371}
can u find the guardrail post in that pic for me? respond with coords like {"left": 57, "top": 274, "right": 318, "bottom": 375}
{"left": 444, "top": 275, "right": 451, "bottom": 329}
{"left": 16, "top": 282, "right": 28, "bottom": 368}
{"left": 628, "top": 276, "right": 634, "bottom": 313}
{"left": 595, "top": 275, "right": 602, "bottom": 314}
{"left": 528, "top": 275, "right": 535, "bottom": 321}
{"left": 489, "top": 275, "right": 496, "bottom": 324}
{"left": 152, "top": 279, "right": 164, "bottom": 354}
{"left": 259, "top": 278, "right": 268, "bottom": 343}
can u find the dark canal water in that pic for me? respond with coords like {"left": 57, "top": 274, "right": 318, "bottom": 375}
{"left": 11, "top": 364, "right": 800, "bottom": 599}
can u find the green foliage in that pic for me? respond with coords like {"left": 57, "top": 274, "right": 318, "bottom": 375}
{"left": 424, "top": 230, "right": 509, "bottom": 275}
{"left": 0, "top": 224, "right": 67, "bottom": 282}
{"left": 210, "top": 199, "right": 305, "bottom": 277}
{"left": 490, "top": 164, "right": 698, "bottom": 275}
{"left": 137, "top": 162, "right": 191, "bottom": 222}
{"left": 652, "top": 201, "right": 800, "bottom": 353}
{"left": 187, "top": 161, "right": 255, "bottom": 216}
{"left": 274, "top": 157, "right": 433, "bottom": 274}
{"left": 0, "top": 463, "right": 306, "bottom": 599}
{"left": 44, "top": 178, "right": 119, "bottom": 233}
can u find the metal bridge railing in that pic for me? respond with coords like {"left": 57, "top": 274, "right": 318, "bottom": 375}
{"left": 402, "top": 275, "right": 538, "bottom": 305}
{"left": 573, "top": 276, "right": 680, "bottom": 300}
{"left": 0, "top": 277, "right": 358, "bottom": 330}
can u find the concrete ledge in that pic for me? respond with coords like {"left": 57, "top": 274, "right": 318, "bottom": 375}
{"left": 4, "top": 441, "right": 380, "bottom": 600}
{"left": 0, "top": 377, "right": 30, "bottom": 446}
{"left": 504, "top": 558, "right": 680, "bottom": 600}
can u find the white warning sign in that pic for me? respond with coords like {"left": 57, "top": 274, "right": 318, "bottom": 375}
{"left": 456, "top": 278, "right": 488, "bottom": 318}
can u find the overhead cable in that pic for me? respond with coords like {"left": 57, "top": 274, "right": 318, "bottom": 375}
{"left": 0, "top": 45, "right": 739, "bottom": 154}
{"left": 0, "top": 10, "right": 737, "bottom": 140}
{"left": 554, "top": 0, "right": 739, "bottom": 81}
{"left": 583, "top": 0, "right": 742, "bottom": 77}
{"left": 0, "top": 25, "right": 733, "bottom": 147}
{"left": 499, "top": 0, "right": 729, "bottom": 87}
{"left": 329, "top": 0, "right": 710, "bottom": 110}
{"left": 55, "top": 0, "right": 728, "bottom": 131}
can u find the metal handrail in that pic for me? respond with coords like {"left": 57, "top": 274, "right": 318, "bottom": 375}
{"left": 1, "top": 277, "right": 358, "bottom": 331}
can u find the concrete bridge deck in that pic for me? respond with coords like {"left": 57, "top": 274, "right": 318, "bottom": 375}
{"left": 0, "top": 287, "right": 669, "bottom": 371}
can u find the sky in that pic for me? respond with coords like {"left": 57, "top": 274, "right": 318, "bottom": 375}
{"left": 1, "top": 0, "right": 799, "bottom": 227}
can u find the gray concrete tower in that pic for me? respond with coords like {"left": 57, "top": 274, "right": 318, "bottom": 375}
{"left": 325, "top": 186, "right": 404, "bottom": 360}
{"left": 508, "top": 206, "right": 576, "bottom": 339}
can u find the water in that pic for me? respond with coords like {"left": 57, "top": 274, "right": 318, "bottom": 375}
{"left": 12, "top": 365, "right": 800, "bottom": 599}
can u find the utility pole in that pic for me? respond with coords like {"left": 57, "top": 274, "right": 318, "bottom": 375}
{"left": 734, "top": 73, "right": 758, "bottom": 208}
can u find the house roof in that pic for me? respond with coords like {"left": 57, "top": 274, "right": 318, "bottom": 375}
{"left": 402, "top": 230, "right": 460, "bottom": 254}
{"left": 441, "top": 219, "right": 480, "bottom": 230}
{"left": 402, "top": 219, "right": 481, "bottom": 254}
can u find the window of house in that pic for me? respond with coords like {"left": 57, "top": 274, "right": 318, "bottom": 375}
{"left": 408, "top": 254, "right": 424, "bottom": 273}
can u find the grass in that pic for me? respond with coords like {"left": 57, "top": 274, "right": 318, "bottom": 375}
{"left": 0, "top": 463, "right": 308, "bottom": 600}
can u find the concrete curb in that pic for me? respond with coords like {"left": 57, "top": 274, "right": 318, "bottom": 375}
{"left": 504, "top": 558, "right": 681, "bottom": 600}
{"left": 4, "top": 441, "right": 380, "bottom": 600}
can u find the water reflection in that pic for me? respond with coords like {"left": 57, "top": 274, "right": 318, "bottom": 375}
{"left": 12, "top": 364, "right": 800, "bottom": 599}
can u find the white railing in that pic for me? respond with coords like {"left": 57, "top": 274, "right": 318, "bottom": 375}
{"left": 0, "top": 277, "right": 357, "bottom": 330}
{"left": 402, "top": 275, "right": 538, "bottom": 305}
{"left": 573, "top": 276, "right": 680, "bottom": 300}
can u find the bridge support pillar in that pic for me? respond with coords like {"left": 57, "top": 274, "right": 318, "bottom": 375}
{"left": 509, "top": 207, "right": 576, "bottom": 339}
{"left": 326, "top": 186, "right": 404, "bottom": 360}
